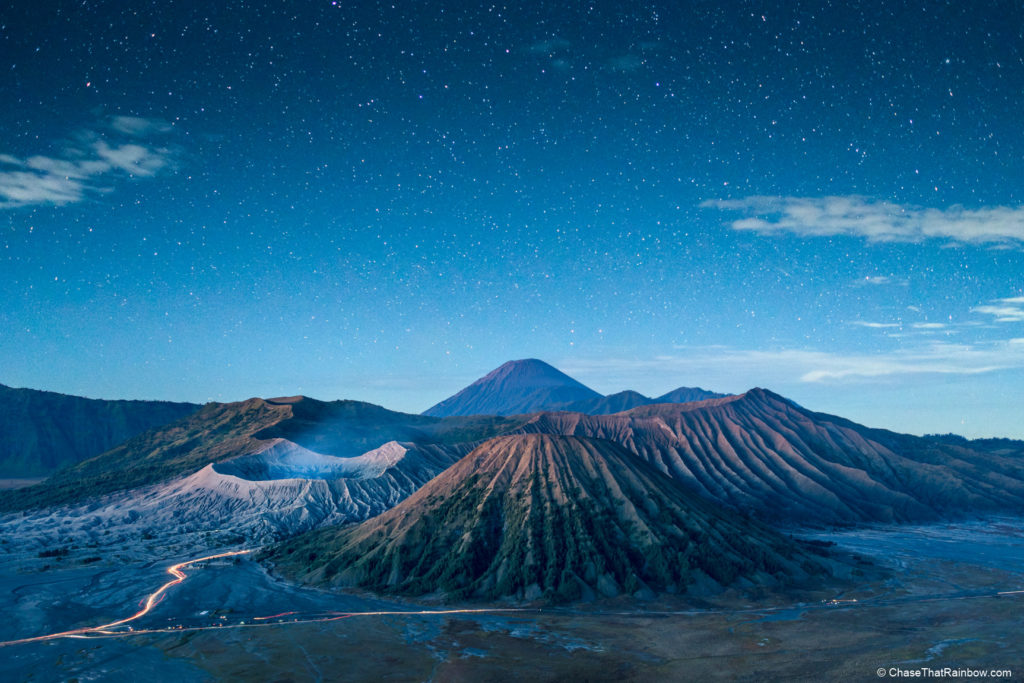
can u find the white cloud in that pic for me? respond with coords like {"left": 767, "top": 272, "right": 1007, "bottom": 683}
{"left": 703, "top": 195, "right": 1024, "bottom": 245}
{"left": 973, "top": 296, "right": 1024, "bottom": 322}
{"left": 0, "top": 117, "right": 173, "bottom": 209}
{"left": 849, "top": 321, "right": 900, "bottom": 329}
{"left": 0, "top": 170, "right": 86, "bottom": 205}
{"left": 93, "top": 141, "right": 169, "bottom": 177}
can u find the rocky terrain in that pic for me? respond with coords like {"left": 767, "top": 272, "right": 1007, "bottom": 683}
{"left": 268, "top": 434, "right": 835, "bottom": 601}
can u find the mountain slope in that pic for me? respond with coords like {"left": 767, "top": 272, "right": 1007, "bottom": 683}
{"left": 268, "top": 434, "right": 829, "bottom": 602}
{"left": 516, "top": 389, "right": 1024, "bottom": 524}
{"left": 0, "top": 383, "right": 199, "bottom": 477}
{"left": 423, "top": 359, "right": 602, "bottom": 417}
{"left": 0, "top": 396, "right": 523, "bottom": 511}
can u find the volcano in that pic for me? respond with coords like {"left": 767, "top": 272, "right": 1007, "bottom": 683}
{"left": 422, "top": 359, "right": 602, "bottom": 417}
{"left": 268, "top": 434, "right": 828, "bottom": 601}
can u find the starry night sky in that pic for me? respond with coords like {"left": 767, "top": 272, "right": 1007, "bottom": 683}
{"left": 3, "top": 1, "right": 1023, "bottom": 437}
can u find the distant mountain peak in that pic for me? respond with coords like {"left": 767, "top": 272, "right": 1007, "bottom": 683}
{"left": 653, "top": 386, "right": 728, "bottom": 405}
{"left": 482, "top": 358, "right": 585, "bottom": 384}
{"left": 422, "top": 359, "right": 601, "bottom": 417}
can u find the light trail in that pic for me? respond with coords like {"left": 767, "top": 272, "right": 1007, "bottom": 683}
{"left": 252, "top": 611, "right": 298, "bottom": 621}
{"left": 2, "top": 548, "right": 1020, "bottom": 649}
{"left": 0, "top": 549, "right": 252, "bottom": 648}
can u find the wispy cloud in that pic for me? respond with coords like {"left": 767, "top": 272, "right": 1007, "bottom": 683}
{"left": 793, "top": 341, "right": 1016, "bottom": 381}
{"left": 0, "top": 117, "right": 173, "bottom": 209}
{"left": 562, "top": 339, "right": 1024, "bottom": 388}
{"left": 108, "top": 115, "right": 171, "bottom": 136}
{"left": 974, "top": 296, "right": 1024, "bottom": 322}
{"left": 703, "top": 196, "right": 1024, "bottom": 246}
{"left": 93, "top": 141, "right": 168, "bottom": 176}
{"left": 849, "top": 321, "right": 901, "bottom": 329}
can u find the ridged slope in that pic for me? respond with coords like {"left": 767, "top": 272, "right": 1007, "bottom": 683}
{"left": 0, "top": 383, "right": 199, "bottom": 477}
{"left": 269, "top": 434, "right": 825, "bottom": 601}
{"left": 517, "top": 389, "right": 1024, "bottom": 524}
{"left": 422, "top": 359, "right": 602, "bottom": 417}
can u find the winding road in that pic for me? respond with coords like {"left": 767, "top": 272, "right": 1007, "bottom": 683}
{"left": 0, "top": 549, "right": 252, "bottom": 648}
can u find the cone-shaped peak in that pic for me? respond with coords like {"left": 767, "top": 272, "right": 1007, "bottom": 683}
{"left": 422, "top": 359, "right": 601, "bottom": 417}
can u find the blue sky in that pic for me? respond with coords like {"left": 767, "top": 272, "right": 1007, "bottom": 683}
{"left": 2, "top": 1, "right": 1023, "bottom": 437}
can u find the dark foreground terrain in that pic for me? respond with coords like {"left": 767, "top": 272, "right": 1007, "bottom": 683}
{"left": 1, "top": 518, "right": 1020, "bottom": 682}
